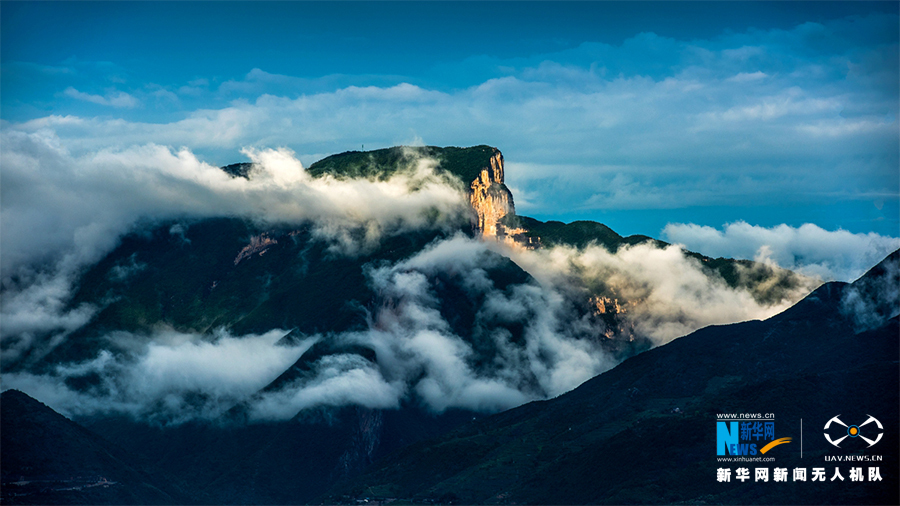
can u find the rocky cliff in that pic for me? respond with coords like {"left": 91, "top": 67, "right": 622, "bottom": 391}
{"left": 466, "top": 149, "right": 537, "bottom": 250}
{"left": 468, "top": 149, "right": 514, "bottom": 237}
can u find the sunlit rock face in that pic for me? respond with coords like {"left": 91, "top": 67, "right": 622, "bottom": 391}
{"left": 469, "top": 149, "right": 514, "bottom": 238}
{"left": 467, "top": 149, "right": 538, "bottom": 249}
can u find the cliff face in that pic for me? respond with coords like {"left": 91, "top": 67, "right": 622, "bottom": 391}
{"left": 469, "top": 150, "right": 515, "bottom": 238}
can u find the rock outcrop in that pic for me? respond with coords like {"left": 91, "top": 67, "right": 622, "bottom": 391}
{"left": 467, "top": 149, "right": 537, "bottom": 248}
{"left": 234, "top": 233, "right": 278, "bottom": 265}
{"left": 468, "top": 149, "right": 514, "bottom": 238}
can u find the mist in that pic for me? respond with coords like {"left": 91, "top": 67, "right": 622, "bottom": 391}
{"left": 663, "top": 221, "right": 900, "bottom": 282}
{"left": 2, "top": 329, "right": 315, "bottom": 424}
{"left": 2, "top": 229, "right": 825, "bottom": 423}
{"left": 0, "top": 129, "right": 468, "bottom": 277}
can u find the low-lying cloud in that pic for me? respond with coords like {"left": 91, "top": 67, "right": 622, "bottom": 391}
{"left": 501, "top": 241, "right": 818, "bottom": 344}
{"left": 1, "top": 225, "right": 877, "bottom": 423}
{"left": 663, "top": 221, "right": 900, "bottom": 282}
{"left": 1, "top": 135, "right": 472, "bottom": 398}
{"left": 1, "top": 130, "right": 468, "bottom": 277}
{"left": 840, "top": 251, "right": 900, "bottom": 333}
{"left": 249, "top": 235, "right": 613, "bottom": 420}
{"left": 2, "top": 329, "right": 315, "bottom": 423}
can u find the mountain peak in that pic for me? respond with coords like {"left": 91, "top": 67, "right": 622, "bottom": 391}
{"left": 224, "top": 145, "right": 520, "bottom": 239}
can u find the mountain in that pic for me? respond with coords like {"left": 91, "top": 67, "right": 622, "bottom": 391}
{"left": 4, "top": 145, "right": 805, "bottom": 376}
{"left": 1, "top": 145, "right": 820, "bottom": 504}
{"left": 325, "top": 250, "right": 900, "bottom": 505}
{"left": 0, "top": 390, "right": 192, "bottom": 505}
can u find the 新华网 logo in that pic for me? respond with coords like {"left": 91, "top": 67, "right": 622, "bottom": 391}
{"left": 717, "top": 419, "right": 791, "bottom": 456}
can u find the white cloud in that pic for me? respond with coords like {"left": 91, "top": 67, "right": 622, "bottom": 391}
{"left": 841, "top": 253, "right": 900, "bottom": 332}
{"left": 0, "top": 129, "right": 469, "bottom": 275}
{"left": 2, "top": 329, "right": 315, "bottom": 423}
{"left": 726, "top": 71, "right": 768, "bottom": 82}
{"left": 0, "top": 133, "right": 471, "bottom": 383}
{"left": 64, "top": 87, "right": 140, "bottom": 108}
{"left": 250, "top": 355, "right": 404, "bottom": 421}
{"left": 2, "top": 11, "right": 893, "bottom": 227}
{"left": 0, "top": 230, "right": 845, "bottom": 423}
{"left": 17, "top": 55, "right": 891, "bottom": 223}
{"left": 250, "top": 235, "right": 816, "bottom": 419}
{"left": 501, "top": 241, "right": 816, "bottom": 344}
{"left": 150, "top": 88, "right": 179, "bottom": 103}
{"left": 663, "top": 221, "right": 900, "bottom": 281}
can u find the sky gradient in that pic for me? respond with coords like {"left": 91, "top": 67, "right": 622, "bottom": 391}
{"left": 2, "top": 1, "right": 898, "bottom": 263}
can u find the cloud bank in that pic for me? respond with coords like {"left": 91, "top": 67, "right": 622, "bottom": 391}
{"left": 4, "top": 11, "right": 896, "bottom": 238}
{"left": 663, "top": 222, "right": 900, "bottom": 281}
{"left": 502, "top": 241, "right": 817, "bottom": 344}
{"left": 3, "top": 232, "right": 821, "bottom": 423}
{"left": 2, "top": 329, "right": 315, "bottom": 423}
{"left": 0, "top": 129, "right": 468, "bottom": 277}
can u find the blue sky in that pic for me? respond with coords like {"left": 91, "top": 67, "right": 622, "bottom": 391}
{"left": 2, "top": 1, "right": 898, "bottom": 250}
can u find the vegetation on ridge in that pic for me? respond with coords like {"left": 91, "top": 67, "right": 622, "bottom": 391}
{"left": 307, "top": 145, "right": 499, "bottom": 186}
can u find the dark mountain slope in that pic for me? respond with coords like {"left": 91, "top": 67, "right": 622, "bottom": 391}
{"left": 15, "top": 219, "right": 457, "bottom": 371}
{"left": 0, "top": 390, "right": 193, "bottom": 505}
{"left": 328, "top": 251, "right": 900, "bottom": 505}
{"left": 81, "top": 405, "right": 477, "bottom": 505}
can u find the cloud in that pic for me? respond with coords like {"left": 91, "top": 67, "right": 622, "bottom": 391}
{"left": 1, "top": 329, "right": 315, "bottom": 423}
{"left": 150, "top": 88, "right": 179, "bottom": 103}
{"left": 250, "top": 235, "right": 816, "bottom": 420}
{"left": 0, "top": 230, "right": 833, "bottom": 423}
{"left": 840, "top": 252, "right": 900, "bottom": 332}
{"left": 662, "top": 221, "right": 900, "bottom": 281}
{"left": 9, "top": 45, "right": 891, "bottom": 231}
{"left": 0, "top": 133, "right": 469, "bottom": 381}
{"left": 0, "top": 269, "right": 97, "bottom": 366}
{"left": 251, "top": 235, "right": 615, "bottom": 419}
{"left": 1, "top": 9, "right": 897, "bottom": 424}
{"left": 8, "top": 12, "right": 892, "bottom": 221}
{"left": 0, "top": 129, "right": 468, "bottom": 276}
{"left": 0, "top": 128, "right": 863, "bottom": 423}
{"left": 726, "top": 71, "right": 768, "bottom": 82}
{"left": 501, "top": 241, "right": 817, "bottom": 344}
{"left": 63, "top": 87, "right": 140, "bottom": 108}
{"left": 249, "top": 354, "right": 404, "bottom": 420}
